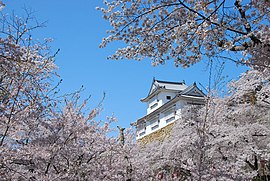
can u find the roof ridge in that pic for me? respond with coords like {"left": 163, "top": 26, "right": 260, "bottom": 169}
{"left": 155, "top": 79, "right": 185, "bottom": 85}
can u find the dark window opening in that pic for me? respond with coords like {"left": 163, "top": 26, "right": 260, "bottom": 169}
{"left": 166, "top": 96, "right": 171, "bottom": 100}
{"left": 150, "top": 103, "right": 158, "bottom": 109}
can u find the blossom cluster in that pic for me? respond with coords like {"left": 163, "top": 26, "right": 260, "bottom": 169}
{"left": 99, "top": 0, "right": 269, "bottom": 68}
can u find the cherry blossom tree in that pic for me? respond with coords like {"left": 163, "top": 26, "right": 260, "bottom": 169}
{"left": 0, "top": 10, "right": 56, "bottom": 148}
{"left": 1, "top": 94, "right": 134, "bottom": 180}
{"left": 131, "top": 69, "right": 270, "bottom": 180}
{"left": 0, "top": 11, "right": 135, "bottom": 180}
{"left": 99, "top": 0, "right": 269, "bottom": 69}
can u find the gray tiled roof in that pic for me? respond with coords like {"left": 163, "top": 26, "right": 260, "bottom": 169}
{"left": 154, "top": 80, "right": 188, "bottom": 91}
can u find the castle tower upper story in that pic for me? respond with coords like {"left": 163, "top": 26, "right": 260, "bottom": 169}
{"left": 133, "top": 79, "right": 205, "bottom": 140}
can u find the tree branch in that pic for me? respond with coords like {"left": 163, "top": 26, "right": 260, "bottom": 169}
{"left": 178, "top": 0, "right": 247, "bottom": 36}
{"left": 234, "top": 0, "right": 261, "bottom": 45}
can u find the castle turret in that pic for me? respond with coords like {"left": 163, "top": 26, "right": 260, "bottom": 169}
{"left": 133, "top": 79, "right": 205, "bottom": 140}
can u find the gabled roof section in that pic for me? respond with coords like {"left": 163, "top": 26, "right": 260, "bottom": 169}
{"left": 180, "top": 82, "right": 206, "bottom": 97}
{"left": 135, "top": 92, "right": 205, "bottom": 125}
{"left": 141, "top": 79, "right": 187, "bottom": 102}
{"left": 148, "top": 78, "right": 159, "bottom": 95}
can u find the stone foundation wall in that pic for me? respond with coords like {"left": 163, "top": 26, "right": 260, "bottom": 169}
{"left": 137, "top": 122, "right": 175, "bottom": 145}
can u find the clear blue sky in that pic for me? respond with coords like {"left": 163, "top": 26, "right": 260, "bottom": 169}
{"left": 4, "top": 1, "right": 248, "bottom": 129}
